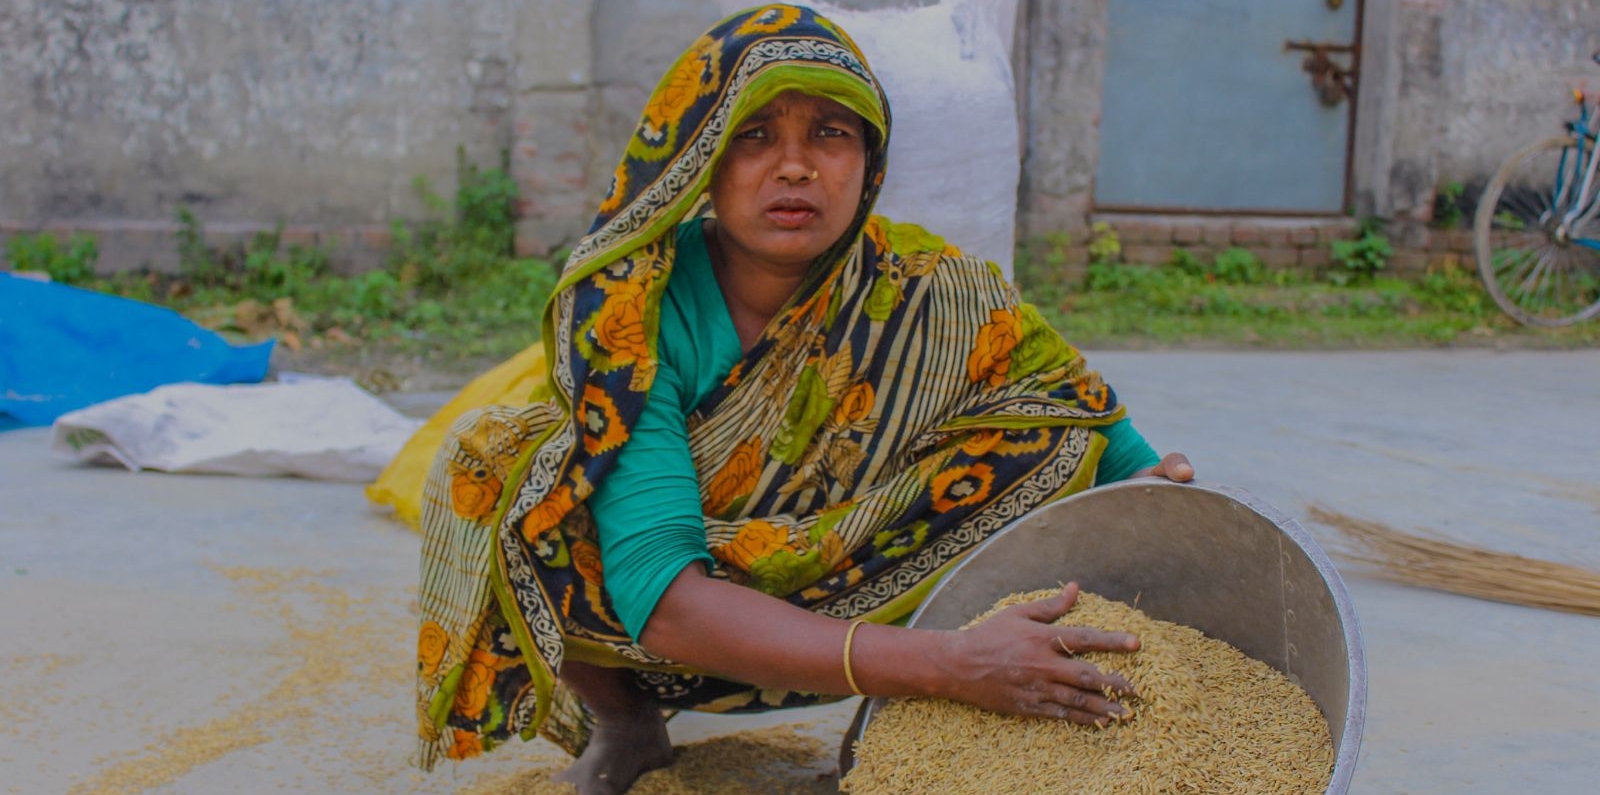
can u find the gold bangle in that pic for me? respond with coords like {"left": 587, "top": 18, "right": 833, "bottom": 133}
{"left": 843, "top": 619, "right": 867, "bottom": 696}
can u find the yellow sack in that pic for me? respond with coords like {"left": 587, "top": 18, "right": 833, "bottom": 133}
{"left": 366, "top": 344, "right": 550, "bottom": 530}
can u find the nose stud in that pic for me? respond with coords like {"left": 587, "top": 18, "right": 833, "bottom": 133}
{"left": 807, "top": 170, "right": 819, "bottom": 181}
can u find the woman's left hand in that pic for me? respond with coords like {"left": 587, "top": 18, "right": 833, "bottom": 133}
{"left": 1133, "top": 452, "right": 1194, "bottom": 482}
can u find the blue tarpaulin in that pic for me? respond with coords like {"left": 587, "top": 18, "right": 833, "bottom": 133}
{"left": 0, "top": 273, "right": 274, "bottom": 431}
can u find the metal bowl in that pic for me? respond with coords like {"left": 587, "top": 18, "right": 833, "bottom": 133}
{"left": 843, "top": 479, "right": 1366, "bottom": 794}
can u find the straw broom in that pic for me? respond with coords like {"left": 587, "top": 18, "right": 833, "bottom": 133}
{"left": 1307, "top": 504, "right": 1600, "bottom": 618}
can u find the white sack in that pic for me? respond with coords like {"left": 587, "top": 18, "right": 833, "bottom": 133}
{"left": 51, "top": 378, "right": 422, "bottom": 482}
{"left": 720, "top": 0, "right": 1022, "bottom": 274}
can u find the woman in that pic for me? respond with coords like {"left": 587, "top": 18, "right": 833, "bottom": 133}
{"left": 413, "top": 6, "right": 1193, "bottom": 794}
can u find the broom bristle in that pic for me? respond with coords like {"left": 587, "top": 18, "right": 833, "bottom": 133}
{"left": 1308, "top": 504, "right": 1600, "bottom": 618}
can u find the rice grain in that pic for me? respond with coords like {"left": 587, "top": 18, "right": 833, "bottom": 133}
{"left": 843, "top": 591, "right": 1334, "bottom": 795}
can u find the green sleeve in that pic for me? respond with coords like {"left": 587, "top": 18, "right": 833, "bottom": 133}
{"left": 1093, "top": 417, "right": 1161, "bottom": 484}
{"left": 586, "top": 219, "right": 736, "bottom": 642}
{"left": 587, "top": 361, "right": 716, "bottom": 641}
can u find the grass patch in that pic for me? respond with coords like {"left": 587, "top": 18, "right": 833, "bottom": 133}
{"left": 8, "top": 182, "right": 1599, "bottom": 389}
{"left": 1015, "top": 237, "right": 1600, "bottom": 349}
{"left": 10, "top": 151, "right": 559, "bottom": 374}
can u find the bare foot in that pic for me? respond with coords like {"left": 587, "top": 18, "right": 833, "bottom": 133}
{"left": 551, "top": 705, "right": 673, "bottom": 795}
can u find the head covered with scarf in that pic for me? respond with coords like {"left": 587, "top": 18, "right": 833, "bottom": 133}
{"left": 414, "top": 3, "right": 1124, "bottom": 768}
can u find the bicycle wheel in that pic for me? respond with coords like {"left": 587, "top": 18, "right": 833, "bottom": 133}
{"left": 1474, "top": 134, "right": 1600, "bottom": 326}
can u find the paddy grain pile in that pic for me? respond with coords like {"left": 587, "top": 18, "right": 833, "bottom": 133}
{"left": 843, "top": 591, "right": 1334, "bottom": 795}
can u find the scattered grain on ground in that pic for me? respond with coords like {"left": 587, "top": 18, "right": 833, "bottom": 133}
{"left": 459, "top": 724, "right": 838, "bottom": 795}
{"left": 65, "top": 566, "right": 412, "bottom": 795}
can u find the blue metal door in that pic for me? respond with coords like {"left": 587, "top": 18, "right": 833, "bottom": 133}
{"left": 1093, "top": 0, "right": 1360, "bottom": 214}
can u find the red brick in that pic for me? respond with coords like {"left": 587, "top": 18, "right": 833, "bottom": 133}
{"left": 1298, "top": 248, "right": 1332, "bottom": 268}
{"left": 1201, "top": 224, "right": 1234, "bottom": 245}
{"left": 1121, "top": 244, "right": 1172, "bottom": 265}
{"left": 1314, "top": 223, "right": 1354, "bottom": 244}
{"left": 124, "top": 225, "right": 162, "bottom": 247}
{"left": 1231, "top": 225, "right": 1264, "bottom": 245}
{"left": 1391, "top": 251, "right": 1429, "bottom": 273}
{"left": 359, "top": 226, "right": 393, "bottom": 249}
{"left": 1257, "top": 226, "right": 1294, "bottom": 247}
{"left": 1287, "top": 227, "right": 1318, "bottom": 246}
{"left": 1258, "top": 248, "right": 1299, "bottom": 268}
{"left": 1444, "top": 229, "right": 1475, "bottom": 253}
{"left": 282, "top": 226, "right": 318, "bottom": 246}
{"left": 1110, "top": 220, "right": 1163, "bottom": 245}
{"left": 1171, "top": 224, "right": 1205, "bottom": 245}
{"left": 1429, "top": 252, "right": 1463, "bottom": 271}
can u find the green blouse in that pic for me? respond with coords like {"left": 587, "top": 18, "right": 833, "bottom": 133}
{"left": 587, "top": 221, "right": 1160, "bottom": 640}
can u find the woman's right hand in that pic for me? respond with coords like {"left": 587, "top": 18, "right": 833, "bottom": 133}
{"left": 932, "top": 582, "right": 1139, "bottom": 725}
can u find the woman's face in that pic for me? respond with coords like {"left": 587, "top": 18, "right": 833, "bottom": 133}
{"left": 709, "top": 91, "right": 868, "bottom": 273}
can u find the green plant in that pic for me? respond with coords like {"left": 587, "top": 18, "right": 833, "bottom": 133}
{"left": 1432, "top": 181, "right": 1466, "bottom": 229}
{"left": 1087, "top": 222, "right": 1121, "bottom": 265}
{"left": 1211, "top": 247, "right": 1266, "bottom": 285}
{"left": 391, "top": 147, "right": 521, "bottom": 292}
{"left": 172, "top": 210, "right": 331, "bottom": 302}
{"left": 1417, "top": 263, "right": 1490, "bottom": 317}
{"left": 176, "top": 205, "right": 218, "bottom": 282}
{"left": 1327, "top": 219, "right": 1392, "bottom": 286}
{"left": 5, "top": 232, "right": 99, "bottom": 284}
{"left": 1492, "top": 210, "right": 1527, "bottom": 231}
{"left": 1012, "top": 233, "right": 1073, "bottom": 313}
{"left": 1167, "top": 248, "right": 1205, "bottom": 277}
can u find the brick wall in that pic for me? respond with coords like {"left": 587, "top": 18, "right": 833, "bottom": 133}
{"left": 3, "top": 214, "right": 1485, "bottom": 281}
{"left": 1051, "top": 215, "right": 1478, "bottom": 277}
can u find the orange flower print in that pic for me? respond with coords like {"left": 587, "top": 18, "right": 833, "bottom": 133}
{"left": 712, "top": 519, "right": 791, "bottom": 571}
{"left": 863, "top": 216, "right": 890, "bottom": 256}
{"left": 644, "top": 36, "right": 719, "bottom": 133}
{"left": 521, "top": 484, "right": 576, "bottom": 542}
{"left": 571, "top": 539, "right": 605, "bottom": 584}
{"left": 705, "top": 436, "right": 765, "bottom": 516}
{"left": 453, "top": 656, "right": 496, "bottom": 720}
{"left": 966, "top": 307, "right": 1022, "bottom": 388}
{"left": 581, "top": 385, "right": 630, "bottom": 456}
{"left": 832, "top": 382, "right": 876, "bottom": 426}
{"left": 1071, "top": 372, "right": 1110, "bottom": 411}
{"left": 446, "top": 728, "right": 483, "bottom": 760}
{"left": 959, "top": 429, "right": 1004, "bottom": 458}
{"left": 594, "top": 280, "right": 651, "bottom": 365}
{"left": 449, "top": 464, "right": 502, "bottom": 522}
{"left": 931, "top": 463, "right": 997, "bottom": 513}
{"left": 597, "top": 164, "right": 630, "bottom": 215}
{"left": 417, "top": 621, "right": 448, "bottom": 678}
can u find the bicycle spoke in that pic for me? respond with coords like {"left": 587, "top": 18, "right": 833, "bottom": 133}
{"left": 1495, "top": 246, "right": 1541, "bottom": 294}
{"left": 1502, "top": 188, "right": 1548, "bottom": 225}
{"left": 1477, "top": 134, "right": 1600, "bottom": 325}
{"left": 1515, "top": 250, "right": 1554, "bottom": 303}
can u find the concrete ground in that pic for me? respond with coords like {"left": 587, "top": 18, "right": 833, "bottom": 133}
{"left": 2, "top": 350, "right": 1597, "bottom": 794}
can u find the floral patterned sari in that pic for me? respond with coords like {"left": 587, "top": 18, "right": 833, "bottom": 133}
{"left": 412, "top": 4, "right": 1125, "bottom": 769}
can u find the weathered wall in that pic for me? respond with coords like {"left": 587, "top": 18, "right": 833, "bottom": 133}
{"left": 5, "top": 0, "right": 1599, "bottom": 271}
{"left": 1350, "top": 0, "right": 1600, "bottom": 229}
{"left": 1, "top": 0, "right": 515, "bottom": 223}
{"left": 1015, "top": 0, "right": 1108, "bottom": 238}
{"left": 1433, "top": 0, "right": 1600, "bottom": 192}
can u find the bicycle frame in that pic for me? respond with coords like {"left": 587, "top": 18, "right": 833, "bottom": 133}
{"left": 1558, "top": 56, "right": 1600, "bottom": 249}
